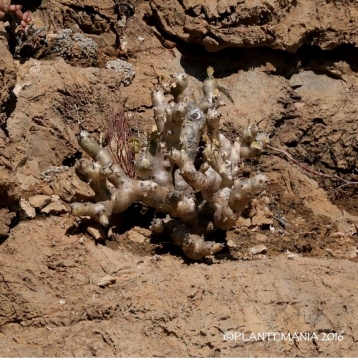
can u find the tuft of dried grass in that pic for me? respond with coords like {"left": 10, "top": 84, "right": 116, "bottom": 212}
{"left": 105, "top": 104, "right": 136, "bottom": 178}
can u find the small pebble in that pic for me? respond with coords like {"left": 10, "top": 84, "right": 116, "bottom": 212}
{"left": 97, "top": 275, "right": 116, "bottom": 287}
{"left": 249, "top": 244, "right": 267, "bottom": 255}
{"left": 287, "top": 253, "right": 299, "bottom": 260}
{"left": 226, "top": 240, "right": 236, "bottom": 248}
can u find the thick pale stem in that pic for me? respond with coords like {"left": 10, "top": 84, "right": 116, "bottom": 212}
{"left": 213, "top": 188, "right": 237, "bottom": 230}
{"left": 218, "top": 133, "right": 232, "bottom": 161}
{"left": 150, "top": 143, "right": 173, "bottom": 188}
{"left": 71, "top": 201, "right": 113, "bottom": 227}
{"left": 164, "top": 190, "right": 197, "bottom": 222}
{"left": 151, "top": 89, "right": 167, "bottom": 133}
{"left": 71, "top": 70, "right": 270, "bottom": 261}
{"left": 150, "top": 215, "right": 179, "bottom": 234}
{"left": 206, "top": 109, "right": 222, "bottom": 143}
{"left": 200, "top": 78, "right": 226, "bottom": 112}
{"left": 162, "top": 73, "right": 194, "bottom": 102}
{"left": 75, "top": 159, "right": 111, "bottom": 201}
{"left": 171, "top": 224, "right": 223, "bottom": 260}
{"left": 72, "top": 176, "right": 197, "bottom": 224}
{"left": 205, "top": 145, "right": 233, "bottom": 188}
{"left": 170, "top": 149, "right": 221, "bottom": 193}
{"left": 135, "top": 153, "right": 153, "bottom": 180}
{"left": 181, "top": 105, "right": 206, "bottom": 160}
{"left": 161, "top": 101, "right": 187, "bottom": 150}
{"left": 74, "top": 130, "right": 198, "bottom": 223}
{"left": 240, "top": 126, "right": 270, "bottom": 159}
{"left": 228, "top": 174, "right": 268, "bottom": 214}
{"left": 229, "top": 140, "right": 241, "bottom": 164}
{"left": 242, "top": 125, "right": 259, "bottom": 145}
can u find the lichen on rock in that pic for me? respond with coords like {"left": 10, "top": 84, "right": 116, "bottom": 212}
{"left": 105, "top": 59, "right": 135, "bottom": 87}
{"left": 50, "top": 29, "right": 99, "bottom": 66}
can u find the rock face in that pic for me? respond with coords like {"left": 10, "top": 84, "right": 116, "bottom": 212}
{"left": 0, "top": 23, "right": 16, "bottom": 111}
{"left": 150, "top": 0, "right": 358, "bottom": 52}
{"left": 3, "top": 57, "right": 128, "bottom": 199}
{"left": 28, "top": 195, "right": 52, "bottom": 210}
{"left": 0, "top": 0, "right": 358, "bottom": 357}
{"left": 0, "top": 208, "right": 16, "bottom": 237}
{"left": 19, "top": 199, "right": 36, "bottom": 219}
{"left": 0, "top": 219, "right": 358, "bottom": 357}
{"left": 0, "top": 23, "right": 20, "bottom": 208}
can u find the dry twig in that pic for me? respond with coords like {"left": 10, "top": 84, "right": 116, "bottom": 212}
{"left": 267, "top": 145, "right": 358, "bottom": 189}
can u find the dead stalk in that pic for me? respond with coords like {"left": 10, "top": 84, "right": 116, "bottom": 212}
{"left": 106, "top": 105, "right": 136, "bottom": 178}
{"left": 267, "top": 144, "right": 358, "bottom": 189}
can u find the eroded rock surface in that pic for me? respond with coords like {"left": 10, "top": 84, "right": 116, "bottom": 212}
{"left": 150, "top": 0, "right": 358, "bottom": 52}
{"left": 0, "top": 219, "right": 357, "bottom": 357}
